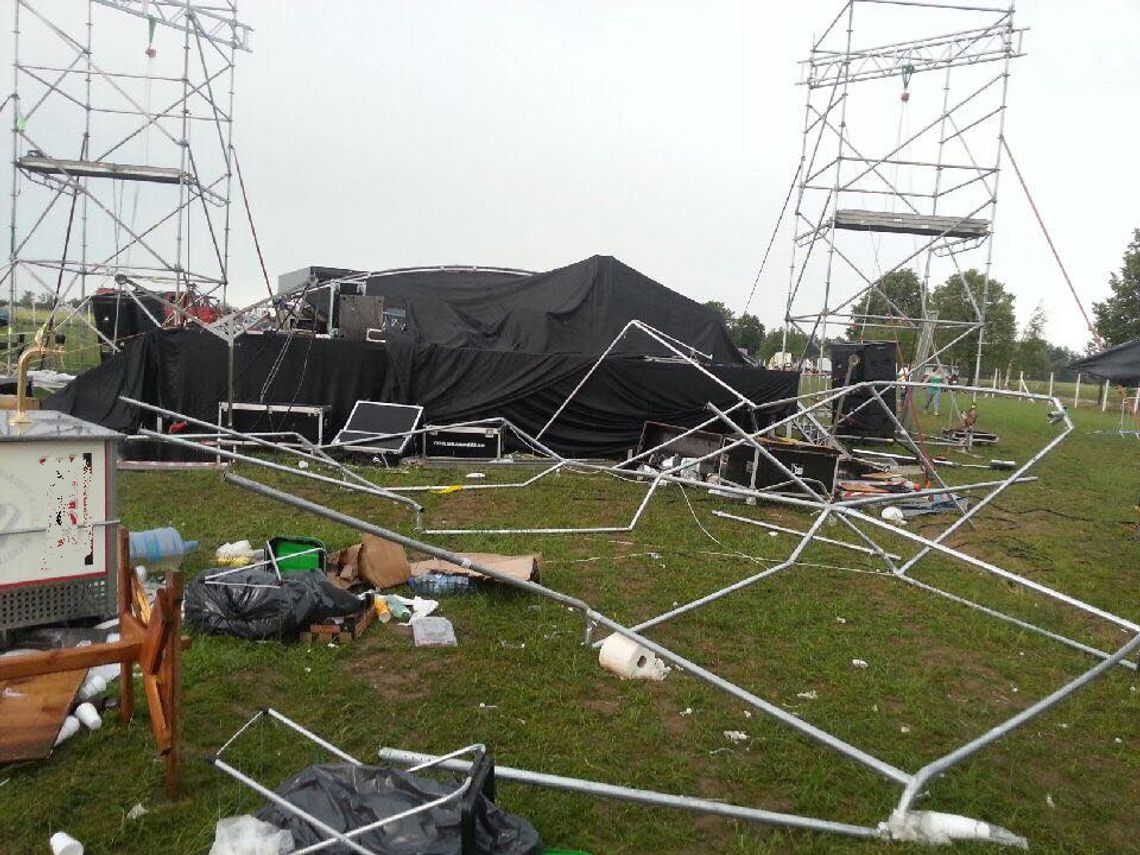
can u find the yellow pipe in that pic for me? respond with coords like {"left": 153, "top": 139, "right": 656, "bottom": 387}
{"left": 9, "top": 328, "right": 58, "bottom": 426}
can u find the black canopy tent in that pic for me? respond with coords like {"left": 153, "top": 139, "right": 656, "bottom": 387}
{"left": 1069, "top": 339, "right": 1140, "bottom": 387}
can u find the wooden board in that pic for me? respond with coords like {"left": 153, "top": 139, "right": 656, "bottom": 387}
{"left": 0, "top": 669, "right": 85, "bottom": 762}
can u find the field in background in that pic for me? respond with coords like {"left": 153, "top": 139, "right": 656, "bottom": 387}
{"left": 3, "top": 305, "right": 103, "bottom": 375}
{"left": 1, "top": 398, "right": 1138, "bottom": 854}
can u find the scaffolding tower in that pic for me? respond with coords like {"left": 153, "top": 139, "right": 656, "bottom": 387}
{"left": 781, "top": 0, "right": 1024, "bottom": 382}
{"left": 2, "top": 0, "right": 251, "bottom": 369}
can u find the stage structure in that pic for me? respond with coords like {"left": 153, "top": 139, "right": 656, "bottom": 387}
{"left": 2, "top": 0, "right": 252, "bottom": 370}
{"left": 781, "top": 0, "right": 1024, "bottom": 383}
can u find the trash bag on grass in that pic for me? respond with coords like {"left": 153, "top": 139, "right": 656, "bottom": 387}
{"left": 185, "top": 569, "right": 367, "bottom": 640}
{"left": 255, "top": 762, "right": 542, "bottom": 855}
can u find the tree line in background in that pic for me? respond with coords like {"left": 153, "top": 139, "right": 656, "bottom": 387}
{"left": 708, "top": 267, "right": 1083, "bottom": 383}
{"left": 709, "top": 229, "right": 1140, "bottom": 381}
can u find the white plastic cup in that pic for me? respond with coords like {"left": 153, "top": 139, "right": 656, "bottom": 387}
{"left": 49, "top": 831, "right": 84, "bottom": 855}
{"left": 74, "top": 702, "right": 102, "bottom": 731}
{"left": 78, "top": 674, "right": 107, "bottom": 701}
{"left": 54, "top": 716, "right": 81, "bottom": 746}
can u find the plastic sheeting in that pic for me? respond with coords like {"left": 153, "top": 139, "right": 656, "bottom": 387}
{"left": 185, "top": 569, "right": 368, "bottom": 640}
{"left": 46, "top": 330, "right": 799, "bottom": 458}
{"left": 255, "top": 762, "right": 543, "bottom": 855}
{"left": 305, "top": 255, "right": 745, "bottom": 364}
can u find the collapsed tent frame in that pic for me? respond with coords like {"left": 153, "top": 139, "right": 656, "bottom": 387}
{"left": 222, "top": 466, "right": 1138, "bottom": 847}
{"left": 129, "top": 313, "right": 1136, "bottom": 844}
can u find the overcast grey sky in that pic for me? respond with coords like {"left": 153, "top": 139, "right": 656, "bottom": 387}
{"left": 7, "top": 1, "right": 1140, "bottom": 350}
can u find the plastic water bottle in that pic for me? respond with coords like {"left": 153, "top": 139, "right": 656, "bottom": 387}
{"left": 407, "top": 573, "right": 476, "bottom": 596}
{"left": 128, "top": 527, "right": 198, "bottom": 569}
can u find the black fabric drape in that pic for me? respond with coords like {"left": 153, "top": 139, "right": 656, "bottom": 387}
{"left": 1069, "top": 338, "right": 1140, "bottom": 386}
{"left": 47, "top": 330, "right": 798, "bottom": 457}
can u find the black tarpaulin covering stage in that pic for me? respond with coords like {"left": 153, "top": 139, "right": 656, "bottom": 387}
{"left": 1069, "top": 339, "right": 1140, "bottom": 386}
{"left": 305, "top": 255, "right": 747, "bottom": 364}
{"left": 47, "top": 330, "right": 799, "bottom": 458}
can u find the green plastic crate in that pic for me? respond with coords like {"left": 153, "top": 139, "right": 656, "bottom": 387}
{"left": 269, "top": 535, "right": 327, "bottom": 573}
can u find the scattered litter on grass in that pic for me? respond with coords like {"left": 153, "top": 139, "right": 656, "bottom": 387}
{"left": 598, "top": 633, "right": 670, "bottom": 680}
{"left": 680, "top": 708, "right": 693, "bottom": 717}
{"left": 303, "top": 667, "right": 311, "bottom": 673}
{"left": 296, "top": 460, "right": 308, "bottom": 469}
{"left": 872, "top": 704, "right": 879, "bottom": 713}
{"left": 742, "top": 710, "right": 752, "bottom": 718}
{"left": 208, "top": 815, "right": 293, "bottom": 855}
{"left": 768, "top": 531, "right": 778, "bottom": 537}
{"left": 479, "top": 703, "right": 498, "bottom": 710}
{"left": 900, "top": 725, "right": 911, "bottom": 734}
{"left": 1114, "top": 737, "right": 1123, "bottom": 744}
{"left": 723, "top": 730, "right": 749, "bottom": 744}
{"left": 126, "top": 803, "right": 148, "bottom": 820}
{"left": 499, "top": 640, "right": 526, "bottom": 649}
{"left": 851, "top": 659, "right": 869, "bottom": 669}
{"left": 412, "top": 616, "right": 457, "bottom": 647}
{"left": 49, "top": 831, "right": 84, "bottom": 855}
{"left": 835, "top": 616, "right": 847, "bottom": 624}
{"left": 1046, "top": 794, "right": 1056, "bottom": 809}
{"left": 466, "top": 472, "right": 486, "bottom": 479}
{"left": 796, "top": 690, "right": 818, "bottom": 700}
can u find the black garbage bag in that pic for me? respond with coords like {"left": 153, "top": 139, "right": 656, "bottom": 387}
{"left": 255, "top": 762, "right": 543, "bottom": 855}
{"left": 185, "top": 568, "right": 367, "bottom": 640}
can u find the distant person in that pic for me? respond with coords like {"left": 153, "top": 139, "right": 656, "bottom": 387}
{"left": 923, "top": 366, "right": 945, "bottom": 415}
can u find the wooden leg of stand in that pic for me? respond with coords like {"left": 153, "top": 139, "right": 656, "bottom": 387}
{"left": 118, "top": 527, "right": 135, "bottom": 724}
{"left": 163, "top": 571, "right": 184, "bottom": 799}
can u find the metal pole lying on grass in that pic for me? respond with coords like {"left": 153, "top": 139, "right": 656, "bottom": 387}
{"left": 378, "top": 748, "right": 884, "bottom": 841}
{"left": 222, "top": 472, "right": 914, "bottom": 786}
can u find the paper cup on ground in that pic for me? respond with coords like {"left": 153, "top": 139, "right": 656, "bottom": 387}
{"left": 55, "top": 716, "right": 81, "bottom": 746}
{"left": 75, "top": 702, "right": 102, "bottom": 730}
{"left": 78, "top": 674, "right": 107, "bottom": 701}
{"left": 49, "top": 831, "right": 84, "bottom": 855}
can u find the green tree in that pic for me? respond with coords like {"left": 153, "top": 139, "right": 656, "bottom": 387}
{"left": 846, "top": 268, "right": 923, "bottom": 359}
{"left": 731, "top": 313, "right": 765, "bottom": 356}
{"left": 929, "top": 269, "right": 1017, "bottom": 382}
{"left": 703, "top": 300, "right": 735, "bottom": 327}
{"left": 1013, "top": 302, "right": 1051, "bottom": 380}
{"left": 1092, "top": 229, "right": 1140, "bottom": 346}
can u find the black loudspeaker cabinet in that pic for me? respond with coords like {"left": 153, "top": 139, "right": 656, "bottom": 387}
{"left": 720, "top": 438, "right": 840, "bottom": 493}
{"left": 635, "top": 421, "right": 725, "bottom": 478}
{"left": 828, "top": 342, "right": 897, "bottom": 438}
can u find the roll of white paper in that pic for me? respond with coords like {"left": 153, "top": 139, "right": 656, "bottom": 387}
{"left": 75, "top": 702, "right": 102, "bottom": 731}
{"left": 599, "top": 633, "right": 661, "bottom": 679}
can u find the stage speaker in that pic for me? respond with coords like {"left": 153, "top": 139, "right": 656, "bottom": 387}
{"left": 828, "top": 342, "right": 897, "bottom": 438}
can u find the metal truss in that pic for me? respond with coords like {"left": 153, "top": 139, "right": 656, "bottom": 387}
{"left": 782, "top": 0, "right": 1023, "bottom": 382}
{"left": 3, "top": 0, "right": 250, "bottom": 369}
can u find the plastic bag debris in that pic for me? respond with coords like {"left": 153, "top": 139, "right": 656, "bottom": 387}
{"left": 255, "top": 762, "right": 542, "bottom": 855}
{"left": 722, "top": 730, "right": 748, "bottom": 744}
{"left": 209, "top": 815, "right": 294, "bottom": 855}
{"left": 413, "top": 617, "right": 458, "bottom": 647}
{"left": 186, "top": 569, "right": 368, "bottom": 640}
{"left": 883, "top": 809, "right": 1027, "bottom": 848}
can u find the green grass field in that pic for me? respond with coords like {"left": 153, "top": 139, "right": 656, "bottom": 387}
{"left": 2, "top": 394, "right": 1138, "bottom": 854}
{"left": 4, "top": 305, "right": 103, "bottom": 374}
